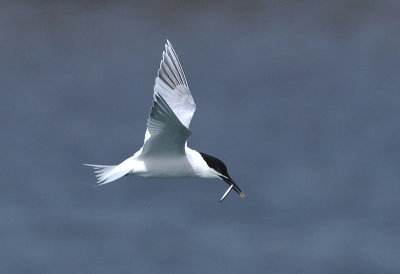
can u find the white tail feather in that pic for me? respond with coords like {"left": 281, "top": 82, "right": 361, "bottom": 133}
{"left": 84, "top": 162, "right": 131, "bottom": 186}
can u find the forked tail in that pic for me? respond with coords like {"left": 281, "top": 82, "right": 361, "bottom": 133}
{"left": 84, "top": 162, "right": 131, "bottom": 186}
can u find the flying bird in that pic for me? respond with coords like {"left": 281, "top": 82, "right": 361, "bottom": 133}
{"left": 85, "top": 40, "right": 244, "bottom": 202}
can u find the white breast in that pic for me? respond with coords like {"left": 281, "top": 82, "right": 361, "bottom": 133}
{"left": 133, "top": 147, "right": 219, "bottom": 179}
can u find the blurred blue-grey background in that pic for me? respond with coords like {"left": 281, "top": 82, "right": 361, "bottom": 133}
{"left": 1, "top": 1, "right": 400, "bottom": 273}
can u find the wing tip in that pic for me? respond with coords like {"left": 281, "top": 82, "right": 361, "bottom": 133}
{"left": 164, "top": 39, "right": 174, "bottom": 55}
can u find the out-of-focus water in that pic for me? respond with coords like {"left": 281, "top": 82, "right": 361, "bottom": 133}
{"left": 1, "top": 1, "right": 400, "bottom": 273}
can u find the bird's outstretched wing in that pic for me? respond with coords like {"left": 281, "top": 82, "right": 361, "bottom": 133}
{"left": 142, "top": 41, "right": 195, "bottom": 156}
{"left": 154, "top": 40, "right": 196, "bottom": 128}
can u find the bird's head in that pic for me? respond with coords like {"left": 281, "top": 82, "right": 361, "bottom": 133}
{"left": 199, "top": 152, "right": 245, "bottom": 202}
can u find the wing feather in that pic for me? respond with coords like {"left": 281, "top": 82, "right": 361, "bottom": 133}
{"left": 142, "top": 40, "right": 196, "bottom": 156}
{"left": 143, "top": 40, "right": 196, "bottom": 154}
{"left": 153, "top": 40, "right": 195, "bottom": 129}
{"left": 142, "top": 93, "right": 191, "bottom": 155}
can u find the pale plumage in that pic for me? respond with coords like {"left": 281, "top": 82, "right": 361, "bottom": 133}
{"left": 85, "top": 40, "right": 244, "bottom": 202}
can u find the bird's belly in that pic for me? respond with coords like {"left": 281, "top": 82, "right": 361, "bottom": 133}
{"left": 138, "top": 156, "right": 196, "bottom": 178}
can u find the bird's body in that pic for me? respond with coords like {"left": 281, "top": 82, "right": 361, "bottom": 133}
{"left": 86, "top": 40, "right": 244, "bottom": 202}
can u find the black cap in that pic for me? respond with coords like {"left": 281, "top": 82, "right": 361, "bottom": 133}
{"left": 200, "top": 152, "right": 244, "bottom": 199}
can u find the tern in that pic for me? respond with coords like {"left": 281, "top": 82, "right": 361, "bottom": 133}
{"left": 85, "top": 40, "right": 244, "bottom": 202}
